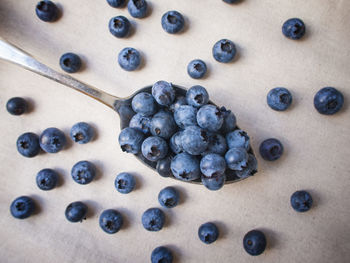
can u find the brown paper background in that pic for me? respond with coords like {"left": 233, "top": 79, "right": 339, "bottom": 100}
{"left": 0, "top": 0, "right": 349, "bottom": 262}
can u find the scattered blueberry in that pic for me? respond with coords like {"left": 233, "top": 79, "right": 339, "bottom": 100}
{"left": 170, "top": 96, "right": 187, "bottom": 112}
{"left": 59, "top": 53, "right": 82, "bottom": 73}
{"left": 226, "top": 129, "right": 250, "bottom": 150}
{"left": 181, "top": 125, "right": 209, "bottom": 155}
{"left": 200, "top": 153, "right": 226, "bottom": 177}
{"left": 169, "top": 131, "right": 183, "bottom": 154}
{"left": 65, "top": 201, "right": 88, "bottom": 222}
{"left": 290, "top": 190, "right": 313, "bottom": 212}
{"left": 267, "top": 87, "right": 293, "bottom": 111}
{"left": 197, "top": 105, "right": 224, "bottom": 132}
{"left": 223, "top": 0, "right": 240, "bottom": 3}
{"left": 10, "top": 196, "right": 35, "bottom": 219}
{"left": 235, "top": 154, "right": 257, "bottom": 178}
{"left": 187, "top": 59, "right": 207, "bottom": 79}
{"left": 70, "top": 122, "right": 94, "bottom": 144}
{"left": 115, "top": 172, "right": 135, "bottom": 194}
{"left": 141, "top": 136, "right": 168, "bottom": 162}
{"left": 129, "top": 113, "right": 151, "bottom": 134}
{"left": 6, "top": 97, "right": 28, "bottom": 115}
{"left": 152, "top": 81, "right": 176, "bottom": 106}
{"left": 106, "top": 0, "right": 125, "bottom": 8}
{"left": 71, "top": 160, "right": 96, "bottom": 185}
{"left": 243, "top": 229, "right": 267, "bottom": 256}
{"left": 171, "top": 152, "right": 200, "bottom": 181}
{"left": 118, "top": 127, "right": 145, "bottom": 154}
{"left": 202, "top": 133, "right": 227, "bottom": 156}
{"left": 131, "top": 92, "right": 157, "bottom": 116}
{"left": 174, "top": 105, "right": 198, "bottom": 129}
{"left": 128, "top": 0, "right": 148, "bottom": 18}
{"left": 225, "top": 147, "right": 248, "bottom": 170}
{"left": 109, "top": 16, "right": 130, "bottom": 38}
{"left": 39, "top": 127, "right": 66, "bottom": 153}
{"left": 259, "top": 138, "right": 283, "bottom": 161}
{"left": 35, "top": 0, "right": 59, "bottom": 22}
{"left": 151, "top": 246, "right": 173, "bottom": 263}
{"left": 150, "top": 111, "right": 177, "bottom": 139}
{"left": 313, "top": 87, "right": 344, "bottom": 115}
{"left": 156, "top": 156, "right": 172, "bottom": 177}
{"left": 186, "top": 85, "right": 209, "bottom": 108}
{"left": 282, "top": 18, "right": 305, "bottom": 40}
{"left": 158, "top": 186, "right": 179, "bottom": 209}
{"left": 220, "top": 108, "right": 237, "bottom": 134}
{"left": 99, "top": 209, "right": 123, "bottom": 234}
{"left": 118, "top": 47, "right": 141, "bottom": 71}
{"left": 16, "top": 132, "right": 40, "bottom": 158}
{"left": 161, "top": 10, "right": 185, "bottom": 34}
{"left": 36, "top": 168, "right": 58, "bottom": 190}
{"left": 201, "top": 174, "right": 226, "bottom": 191}
{"left": 212, "top": 39, "right": 236, "bottom": 63}
{"left": 198, "top": 222, "right": 219, "bottom": 244}
{"left": 142, "top": 208, "right": 165, "bottom": 231}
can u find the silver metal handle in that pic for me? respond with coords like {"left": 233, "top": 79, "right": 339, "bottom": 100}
{"left": 0, "top": 38, "right": 119, "bottom": 109}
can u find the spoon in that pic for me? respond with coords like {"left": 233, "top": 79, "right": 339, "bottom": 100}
{"left": 0, "top": 38, "right": 255, "bottom": 184}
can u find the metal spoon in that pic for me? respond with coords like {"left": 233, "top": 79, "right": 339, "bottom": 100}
{"left": 0, "top": 38, "right": 255, "bottom": 184}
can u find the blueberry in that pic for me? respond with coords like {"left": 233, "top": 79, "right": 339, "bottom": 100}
{"left": 131, "top": 92, "right": 157, "bottom": 116}
{"left": 220, "top": 108, "right": 237, "bottom": 134}
{"left": 99, "top": 209, "right": 123, "bottom": 234}
{"left": 187, "top": 59, "right": 207, "bottom": 79}
{"left": 171, "top": 152, "right": 200, "bottom": 181}
{"left": 118, "top": 127, "right": 144, "bottom": 154}
{"left": 142, "top": 208, "right": 165, "bottom": 231}
{"left": 213, "top": 39, "right": 236, "bottom": 63}
{"left": 16, "top": 132, "right": 40, "bottom": 158}
{"left": 152, "top": 81, "right": 176, "bottom": 106}
{"left": 169, "top": 131, "right": 184, "bottom": 154}
{"left": 118, "top": 47, "right": 141, "bottom": 71}
{"left": 151, "top": 246, "right": 173, "bottom": 263}
{"left": 70, "top": 122, "right": 94, "bottom": 144}
{"left": 259, "top": 138, "right": 283, "bottom": 161}
{"left": 128, "top": 0, "right": 148, "bottom": 18}
{"left": 282, "top": 18, "right": 305, "bottom": 40}
{"left": 200, "top": 153, "right": 226, "bottom": 177}
{"left": 182, "top": 126, "right": 209, "bottom": 155}
{"left": 150, "top": 111, "right": 177, "bottom": 139}
{"left": 156, "top": 156, "right": 172, "bottom": 177}
{"left": 161, "top": 10, "right": 185, "bottom": 34}
{"left": 65, "top": 201, "right": 88, "bottom": 222}
{"left": 267, "top": 87, "right": 292, "bottom": 111}
{"left": 197, "top": 105, "right": 224, "bottom": 132}
{"left": 107, "top": 0, "right": 125, "bottom": 8}
{"left": 223, "top": 0, "right": 240, "bottom": 3}
{"left": 198, "top": 222, "right": 219, "bottom": 244}
{"left": 115, "top": 172, "right": 135, "bottom": 194}
{"left": 10, "top": 196, "right": 35, "bottom": 219}
{"left": 39, "top": 127, "right": 66, "bottom": 153}
{"left": 109, "top": 16, "right": 130, "bottom": 38}
{"left": 186, "top": 85, "right": 209, "bottom": 108}
{"left": 202, "top": 133, "right": 227, "bottom": 156}
{"left": 226, "top": 129, "right": 250, "bottom": 150}
{"left": 174, "top": 105, "right": 198, "bottom": 129}
{"left": 36, "top": 168, "right": 58, "bottom": 190}
{"left": 141, "top": 136, "right": 168, "bottom": 162}
{"left": 35, "top": 1, "right": 59, "bottom": 22}
{"left": 71, "top": 160, "right": 96, "bottom": 185}
{"left": 201, "top": 174, "right": 226, "bottom": 191}
{"left": 170, "top": 96, "right": 187, "bottom": 112}
{"left": 59, "top": 53, "right": 82, "bottom": 73}
{"left": 290, "top": 190, "right": 313, "bottom": 212}
{"left": 313, "top": 87, "right": 344, "bottom": 115}
{"left": 129, "top": 113, "right": 151, "bottom": 134}
{"left": 6, "top": 97, "right": 28, "bottom": 115}
{"left": 243, "top": 229, "right": 267, "bottom": 256}
{"left": 225, "top": 147, "right": 248, "bottom": 170}
{"left": 158, "top": 186, "right": 179, "bottom": 209}
{"left": 235, "top": 154, "right": 257, "bottom": 178}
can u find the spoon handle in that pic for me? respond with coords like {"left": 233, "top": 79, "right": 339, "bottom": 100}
{"left": 0, "top": 38, "right": 119, "bottom": 109}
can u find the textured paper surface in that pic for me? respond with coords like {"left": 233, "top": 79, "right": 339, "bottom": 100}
{"left": 0, "top": 0, "right": 349, "bottom": 262}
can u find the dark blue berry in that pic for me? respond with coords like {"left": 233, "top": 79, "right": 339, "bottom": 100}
{"left": 226, "top": 129, "right": 250, "bottom": 150}
{"left": 243, "top": 230, "right": 267, "bottom": 256}
{"left": 36, "top": 168, "right": 58, "bottom": 190}
{"left": 109, "top": 16, "right": 130, "bottom": 38}
{"left": 169, "top": 131, "right": 183, "bottom": 154}
{"left": 225, "top": 147, "right": 248, "bottom": 170}
{"left": 223, "top": 0, "right": 240, "bottom": 3}
{"left": 156, "top": 156, "right": 172, "bottom": 177}
{"left": 16, "top": 132, "right": 40, "bottom": 158}
{"left": 174, "top": 105, "right": 198, "bottom": 129}
{"left": 202, "top": 133, "right": 227, "bottom": 156}
{"left": 141, "top": 136, "right": 168, "bottom": 162}
{"left": 131, "top": 92, "right": 157, "bottom": 116}
{"left": 118, "top": 47, "right": 141, "bottom": 71}
{"left": 10, "top": 196, "right": 35, "bottom": 219}
{"left": 115, "top": 172, "right": 135, "bottom": 194}
{"left": 152, "top": 81, "right": 175, "bottom": 106}
{"left": 186, "top": 85, "right": 209, "bottom": 108}
{"left": 129, "top": 113, "right": 151, "bottom": 134}
{"left": 99, "top": 209, "right": 123, "bottom": 234}
{"left": 128, "top": 0, "right": 148, "bottom": 18}
{"left": 171, "top": 152, "right": 200, "bottom": 181}
{"left": 161, "top": 10, "right": 185, "bottom": 34}
{"left": 282, "top": 18, "right": 305, "bottom": 40}
{"left": 197, "top": 105, "right": 224, "bottom": 132}
{"left": 65, "top": 201, "right": 88, "bottom": 222}
{"left": 313, "top": 87, "right": 344, "bottom": 115}
{"left": 200, "top": 153, "right": 226, "bottom": 177}
{"left": 70, "top": 122, "right": 94, "bottom": 144}
{"left": 187, "top": 59, "right": 207, "bottom": 79}
{"left": 6, "top": 97, "right": 28, "bottom": 115}
{"left": 181, "top": 125, "right": 209, "bottom": 155}
{"left": 39, "top": 127, "right": 66, "bottom": 153}
{"left": 35, "top": 1, "right": 59, "bottom": 22}
{"left": 59, "top": 53, "right": 82, "bottom": 73}
{"left": 198, "top": 222, "right": 219, "bottom": 244}
{"left": 259, "top": 138, "right": 283, "bottom": 161}
{"left": 158, "top": 186, "right": 179, "bottom": 209}
{"left": 267, "top": 87, "right": 293, "bottom": 111}
{"left": 201, "top": 174, "right": 226, "bottom": 191}
{"left": 290, "top": 190, "right": 313, "bottom": 212}
{"left": 150, "top": 111, "right": 177, "bottom": 139}
{"left": 71, "top": 160, "right": 96, "bottom": 185}
{"left": 106, "top": 0, "right": 125, "bottom": 8}
{"left": 118, "top": 127, "right": 144, "bottom": 154}
{"left": 220, "top": 108, "right": 237, "bottom": 134}
{"left": 142, "top": 208, "right": 165, "bottom": 231}
{"left": 213, "top": 39, "right": 236, "bottom": 63}
{"left": 170, "top": 96, "right": 187, "bottom": 112}
{"left": 235, "top": 154, "right": 257, "bottom": 178}
{"left": 151, "top": 246, "right": 173, "bottom": 263}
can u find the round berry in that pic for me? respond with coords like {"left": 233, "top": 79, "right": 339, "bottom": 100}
{"left": 259, "top": 138, "right": 283, "bottom": 161}
{"left": 200, "top": 153, "right": 226, "bottom": 178}
{"left": 161, "top": 10, "right": 185, "bottom": 34}
{"left": 141, "top": 136, "right": 168, "bottom": 162}
{"left": 106, "top": 0, "right": 125, "bottom": 8}
{"left": 226, "top": 129, "right": 250, "bottom": 150}
{"left": 197, "top": 105, "right": 224, "bottom": 132}
{"left": 201, "top": 174, "right": 226, "bottom": 191}
{"left": 10, "top": 196, "right": 35, "bottom": 219}
{"left": 150, "top": 111, "right": 177, "bottom": 139}
{"left": 158, "top": 186, "right": 179, "bottom": 209}
{"left": 181, "top": 126, "right": 209, "bottom": 155}
{"left": 212, "top": 39, "right": 236, "bottom": 63}
{"left": 186, "top": 85, "right": 209, "bottom": 108}
{"left": 151, "top": 246, "right": 173, "bottom": 263}
{"left": 282, "top": 18, "right": 305, "bottom": 40}
{"left": 35, "top": 1, "right": 59, "bottom": 22}
{"left": 142, "top": 208, "right": 165, "bottom": 231}
{"left": 109, "top": 16, "right": 130, "bottom": 38}
{"left": 128, "top": 0, "right": 148, "bottom": 18}
{"left": 118, "top": 47, "right": 141, "bottom": 71}
{"left": 70, "top": 122, "right": 94, "bottom": 144}
{"left": 65, "top": 201, "right": 88, "bottom": 222}
{"left": 59, "top": 53, "right": 82, "bottom": 73}
{"left": 131, "top": 92, "right": 157, "bottom": 116}
{"left": 39, "top": 127, "right": 66, "bottom": 153}
{"left": 290, "top": 190, "right": 313, "bottom": 212}
{"left": 243, "top": 229, "right": 267, "bottom": 256}
{"left": 187, "top": 59, "right": 207, "bottom": 79}
{"left": 71, "top": 160, "right": 96, "bottom": 185}
{"left": 6, "top": 97, "right": 28, "bottom": 116}
{"left": 198, "top": 222, "right": 219, "bottom": 244}
{"left": 115, "top": 172, "right": 135, "bottom": 194}
{"left": 171, "top": 152, "right": 200, "bottom": 181}
{"left": 267, "top": 87, "right": 293, "bottom": 111}
{"left": 36, "top": 168, "right": 58, "bottom": 190}
{"left": 225, "top": 147, "right": 248, "bottom": 170}
{"left": 152, "top": 81, "right": 175, "bottom": 106}
{"left": 156, "top": 157, "right": 172, "bottom": 177}
{"left": 16, "top": 132, "right": 40, "bottom": 158}
{"left": 313, "top": 87, "right": 344, "bottom": 115}
{"left": 118, "top": 127, "right": 145, "bottom": 154}
{"left": 99, "top": 209, "right": 123, "bottom": 234}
